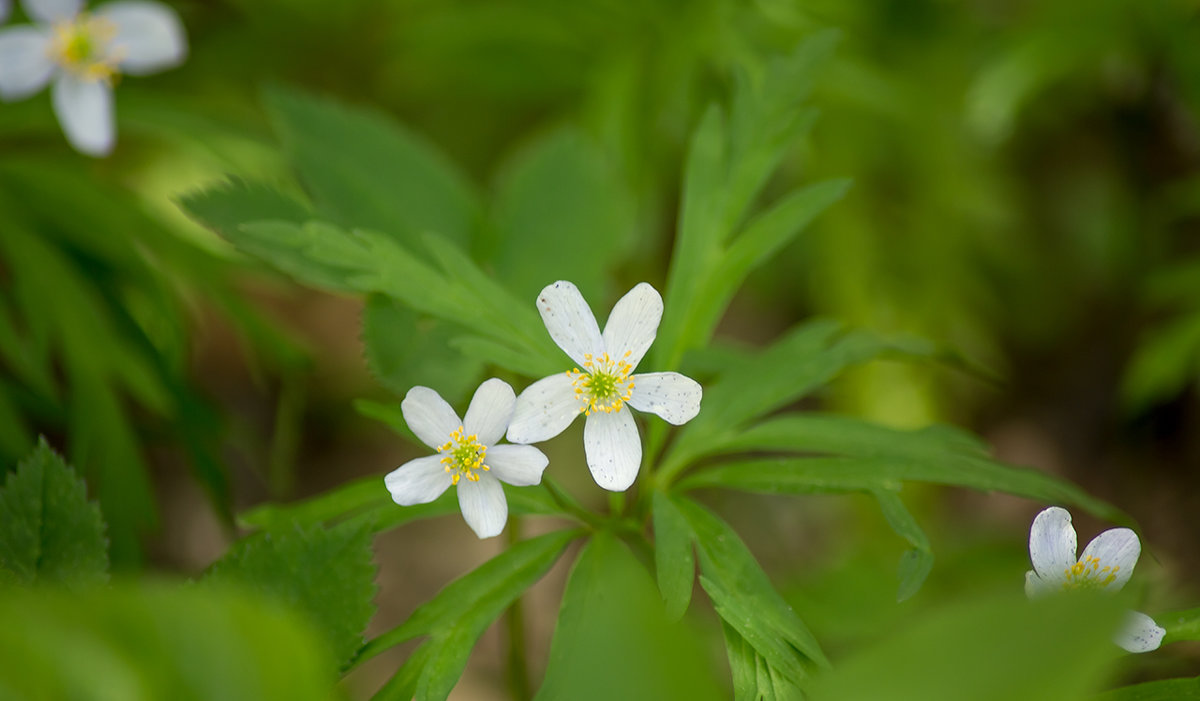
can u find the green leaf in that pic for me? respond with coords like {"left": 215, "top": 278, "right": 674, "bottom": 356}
{"left": 1094, "top": 678, "right": 1200, "bottom": 701}
{"left": 534, "top": 531, "right": 723, "bottom": 701}
{"left": 873, "top": 490, "right": 934, "bottom": 602}
{"left": 0, "top": 581, "right": 337, "bottom": 701}
{"left": 1160, "top": 607, "right": 1200, "bottom": 644}
{"left": 489, "top": 126, "right": 635, "bottom": 303}
{"left": 0, "top": 439, "right": 108, "bottom": 587}
{"left": 652, "top": 490, "right": 695, "bottom": 620}
{"left": 673, "top": 495, "right": 826, "bottom": 684}
{"left": 357, "top": 529, "right": 580, "bottom": 700}
{"left": 263, "top": 86, "right": 481, "bottom": 249}
{"left": 679, "top": 454, "right": 1122, "bottom": 523}
{"left": 807, "top": 593, "right": 1125, "bottom": 701}
{"left": 204, "top": 522, "right": 377, "bottom": 669}
{"left": 178, "top": 178, "right": 313, "bottom": 243}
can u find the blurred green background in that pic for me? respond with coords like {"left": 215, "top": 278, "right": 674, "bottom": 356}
{"left": 1, "top": 0, "right": 1199, "bottom": 697}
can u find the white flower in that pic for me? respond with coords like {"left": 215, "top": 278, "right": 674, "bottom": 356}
{"left": 384, "top": 379, "right": 549, "bottom": 539}
{"left": 1025, "top": 506, "right": 1165, "bottom": 653}
{"left": 0, "top": 0, "right": 186, "bottom": 156}
{"left": 505, "top": 281, "right": 702, "bottom": 492}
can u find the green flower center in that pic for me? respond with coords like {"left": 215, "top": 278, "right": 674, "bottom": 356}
{"left": 568, "top": 351, "right": 635, "bottom": 416}
{"left": 1061, "top": 555, "right": 1119, "bottom": 591}
{"left": 438, "top": 427, "right": 489, "bottom": 485}
{"left": 49, "top": 13, "right": 122, "bottom": 83}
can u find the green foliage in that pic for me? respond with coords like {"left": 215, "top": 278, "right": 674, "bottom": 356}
{"left": 356, "top": 529, "right": 580, "bottom": 700}
{"left": 652, "top": 490, "right": 695, "bottom": 621}
{"left": 1159, "top": 607, "right": 1200, "bottom": 644}
{"left": 807, "top": 594, "right": 1125, "bottom": 701}
{"left": 1095, "top": 677, "right": 1200, "bottom": 701}
{"left": 0, "top": 581, "right": 339, "bottom": 701}
{"left": 534, "top": 531, "right": 722, "bottom": 701}
{"left": 204, "top": 522, "right": 377, "bottom": 669}
{"left": 873, "top": 490, "right": 934, "bottom": 603}
{"left": 0, "top": 439, "right": 108, "bottom": 587}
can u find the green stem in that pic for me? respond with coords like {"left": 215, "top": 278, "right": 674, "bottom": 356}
{"left": 504, "top": 520, "right": 531, "bottom": 700}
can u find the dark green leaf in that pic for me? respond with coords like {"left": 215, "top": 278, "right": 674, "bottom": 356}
{"left": 178, "top": 178, "right": 313, "bottom": 242}
{"left": 874, "top": 490, "right": 934, "bottom": 602}
{"left": 204, "top": 522, "right": 377, "bottom": 669}
{"left": 0, "top": 439, "right": 108, "bottom": 587}
{"left": 652, "top": 490, "right": 695, "bottom": 620}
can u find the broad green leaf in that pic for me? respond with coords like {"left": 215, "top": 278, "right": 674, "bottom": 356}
{"left": 1095, "top": 678, "right": 1200, "bottom": 701}
{"left": 1160, "top": 607, "right": 1200, "bottom": 644}
{"left": 204, "top": 522, "right": 377, "bottom": 669}
{"left": 679, "top": 455, "right": 1122, "bottom": 523}
{"left": 652, "top": 490, "right": 695, "bottom": 620}
{"left": 874, "top": 490, "right": 933, "bottom": 602}
{"left": 0, "top": 581, "right": 337, "bottom": 701}
{"left": 263, "top": 86, "right": 481, "bottom": 249}
{"left": 534, "top": 531, "right": 722, "bottom": 701}
{"left": 230, "top": 220, "right": 393, "bottom": 294}
{"left": 358, "top": 529, "right": 580, "bottom": 700}
{"left": 1121, "top": 312, "right": 1200, "bottom": 411}
{"left": 178, "top": 178, "right": 313, "bottom": 245}
{"left": 488, "top": 127, "right": 635, "bottom": 303}
{"left": 674, "top": 495, "right": 826, "bottom": 684}
{"left": 371, "top": 641, "right": 432, "bottom": 701}
{"left": 0, "top": 439, "right": 108, "bottom": 587}
{"left": 362, "top": 294, "right": 483, "bottom": 406}
{"left": 807, "top": 593, "right": 1124, "bottom": 701}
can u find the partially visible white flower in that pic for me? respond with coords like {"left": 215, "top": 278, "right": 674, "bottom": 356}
{"left": 1025, "top": 506, "right": 1165, "bottom": 653}
{"left": 384, "top": 379, "right": 549, "bottom": 539}
{"left": 0, "top": 0, "right": 186, "bottom": 156}
{"left": 505, "top": 281, "right": 702, "bottom": 492}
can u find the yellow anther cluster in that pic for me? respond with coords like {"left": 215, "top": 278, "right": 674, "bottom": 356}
{"left": 567, "top": 350, "right": 635, "bottom": 416}
{"left": 1061, "top": 555, "right": 1119, "bottom": 591}
{"left": 48, "top": 14, "right": 123, "bottom": 84}
{"left": 438, "top": 427, "right": 489, "bottom": 485}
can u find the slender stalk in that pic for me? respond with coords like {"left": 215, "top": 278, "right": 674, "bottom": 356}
{"left": 504, "top": 519, "right": 531, "bottom": 700}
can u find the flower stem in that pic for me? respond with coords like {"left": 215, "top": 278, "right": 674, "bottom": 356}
{"left": 504, "top": 520, "right": 531, "bottom": 700}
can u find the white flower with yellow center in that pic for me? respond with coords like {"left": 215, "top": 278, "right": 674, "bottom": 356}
{"left": 0, "top": 0, "right": 186, "bottom": 155}
{"left": 1025, "top": 506, "right": 1165, "bottom": 653}
{"left": 505, "top": 281, "right": 702, "bottom": 492}
{"left": 384, "top": 379, "right": 549, "bottom": 539}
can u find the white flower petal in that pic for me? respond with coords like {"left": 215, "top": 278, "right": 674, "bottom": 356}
{"left": 384, "top": 455, "right": 453, "bottom": 506}
{"left": 486, "top": 444, "right": 548, "bottom": 487}
{"left": 537, "top": 280, "right": 604, "bottom": 367}
{"left": 22, "top": 0, "right": 83, "bottom": 23}
{"left": 505, "top": 373, "right": 582, "bottom": 444}
{"left": 628, "top": 371, "right": 702, "bottom": 425}
{"left": 1115, "top": 611, "right": 1165, "bottom": 653}
{"left": 1024, "top": 570, "right": 1055, "bottom": 599}
{"left": 457, "top": 474, "right": 507, "bottom": 538}
{"left": 52, "top": 75, "right": 115, "bottom": 156}
{"left": 1079, "top": 527, "right": 1140, "bottom": 592}
{"left": 401, "top": 386, "right": 462, "bottom": 450}
{"left": 463, "top": 378, "right": 515, "bottom": 447}
{"left": 583, "top": 409, "right": 641, "bottom": 491}
{"left": 1029, "top": 506, "right": 1077, "bottom": 585}
{"left": 0, "top": 27, "right": 54, "bottom": 101}
{"left": 601, "top": 282, "right": 662, "bottom": 370}
{"left": 95, "top": 0, "right": 187, "bottom": 75}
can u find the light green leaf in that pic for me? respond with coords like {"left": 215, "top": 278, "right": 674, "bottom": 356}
{"left": 0, "top": 581, "right": 338, "bottom": 701}
{"left": 874, "top": 490, "right": 933, "bottom": 602}
{"left": 357, "top": 529, "right": 580, "bottom": 700}
{"left": 0, "top": 439, "right": 108, "bottom": 587}
{"left": 1160, "top": 607, "right": 1200, "bottom": 644}
{"left": 674, "top": 495, "right": 826, "bottom": 684}
{"left": 489, "top": 126, "right": 635, "bottom": 303}
{"left": 263, "top": 86, "right": 481, "bottom": 249}
{"left": 534, "top": 531, "right": 722, "bottom": 701}
{"left": 204, "top": 522, "right": 377, "bottom": 669}
{"left": 1094, "top": 678, "right": 1200, "bottom": 701}
{"left": 807, "top": 593, "right": 1124, "bottom": 701}
{"left": 652, "top": 490, "right": 695, "bottom": 620}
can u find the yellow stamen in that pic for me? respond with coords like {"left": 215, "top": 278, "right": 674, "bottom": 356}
{"left": 566, "top": 350, "right": 635, "bottom": 416}
{"left": 437, "top": 427, "right": 490, "bottom": 486}
{"left": 1061, "top": 555, "right": 1120, "bottom": 591}
{"left": 48, "top": 13, "right": 124, "bottom": 84}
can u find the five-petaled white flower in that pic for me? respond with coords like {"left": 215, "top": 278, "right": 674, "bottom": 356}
{"left": 385, "top": 379, "right": 549, "bottom": 539}
{"left": 0, "top": 0, "right": 186, "bottom": 156}
{"left": 505, "top": 281, "right": 702, "bottom": 492}
{"left": 1025, "top": 506, "right": 1165, "bottom": 653}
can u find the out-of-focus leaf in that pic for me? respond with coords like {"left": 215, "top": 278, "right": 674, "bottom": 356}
{"left": 534, "top": 531, "right": 722, "bottom": 701}
{"left": 1095, "top": 678, "right": 1200, "bottom": 701}
{"left": 673, "top": 495, "right": 825, "bottom": 686}
{"left": 807, "top": 593, "right": 1124, "bottom": 701}
{"left": 263, "top": 86, "right": 481, "bottom": 249}
{"left": 178, "top": 178, "right": 313, "bottom": 243}
{"left": 489, "top": 126, "right": 635, "bottom": 303}
{"left": 652, "top": 490, "right": 694, "bottom": 620}
{"left": 679, "top": 455, "right": 1122, "bottom": 523}
{"left": 0, "top": 439, "right": 108, "bottom": 587}
{"left": 1160, "top": 607, "right": 1200, "bottom": 644}
{"left": 1121, "top": 312, "right": 1200, "bottom": 411}
{"left": 204, "top": 522, "right": 377, "bottom": 669}
{"left": 0, "top": 581, "right": 338, "bottom": 701}
{"left": 873, "top": 490, "right": 933, "bottom": 602}
{"left": 355, "top": 529, "right": 580, "bottom": 700}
